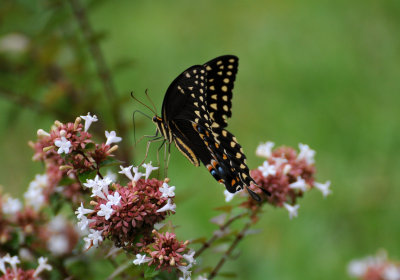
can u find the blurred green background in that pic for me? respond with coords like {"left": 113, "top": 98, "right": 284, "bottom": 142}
{"left": 1, "top": 0, "right": 400, "bottom": 279}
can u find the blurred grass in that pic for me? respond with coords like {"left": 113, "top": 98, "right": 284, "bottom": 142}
{"left": 1, "top": 0, "right": 400, "bottom": 279}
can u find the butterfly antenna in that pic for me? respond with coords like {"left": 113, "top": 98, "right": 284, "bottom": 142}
{"left": 131, "top": 91, "right": 156, "bottom": 115}
{"left": 144, "top": 89, "right": 157, "bottom": 114}
{"left": 132, "top": 109, "right": 152, "bottom": 146}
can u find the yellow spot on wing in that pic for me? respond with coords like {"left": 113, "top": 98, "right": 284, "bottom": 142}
{"left": 221, "top": 85, "right": 228, "bottom": 92}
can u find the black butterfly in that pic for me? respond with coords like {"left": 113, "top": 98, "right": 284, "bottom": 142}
{"left": 152, "top": 55, "right": 262, "bottom": 201}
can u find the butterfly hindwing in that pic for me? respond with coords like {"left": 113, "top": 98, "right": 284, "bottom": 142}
{"left": 203, "top": 55, "right": 238, "bottom": 129}
{"left": 190, "top": 119, "right": 247, "bottom": 193}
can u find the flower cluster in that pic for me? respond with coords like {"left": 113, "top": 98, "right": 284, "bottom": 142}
{"left": 348, "top": 251, "right": 400, "bottom": 280}
{"left": 235, "top": 141, "right": 331, "bottom": 218}
{"left": 0, "top": 192, "right": 42, "bottom": 248}
{"left": 135, "top": 231, "right": 195, "bottom": 279}
{"left": 1, "top": 191, "right": 79, "bottom": 259}
{"left": 29, "top": 113, "right": 121, "bottom": 203}
{"left": 41, "top": 215, "right": 79, "bottom": 256}
{"left": 0, "top": 254, "right": 52, "bottom": 280}
{"left": 76, "top": 163, "right": 177, "bottom": 251}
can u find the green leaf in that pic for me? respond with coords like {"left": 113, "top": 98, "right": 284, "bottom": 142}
{"left": 190, "top": 237, "right": 207, "bottom": 244}
{"left": 84, "top": 142, "right": 96, "bottom": 151}
{"left": 77, "top": 169, "right": 97, "bottom": 183}
{"left": 144, "top": 266, "right": 159, "bottom": 279}
{"left": 214, "top": 205, "right": 233, "bottom": 213}
{"left": 99, "top": 156, "right": 122, "bottom": 168}
{"left": 58, "top": 176, "right": 76, "bottom": 186}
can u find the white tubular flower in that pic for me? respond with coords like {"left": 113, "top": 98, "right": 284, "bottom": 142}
{"left": 105, "top": 170, "right": 117, "bottom": 182}
{"left": 105, "top": 130, "right": 122, "bottom": 146}
{"left": 80, "top": 112, "right": 98, "bottom": 132}
{"left": 75, "top": 202, "right": 94, "bottom": 219}
{"left": 132, "top": 254, "right": 151, "bottom": 265}
{"left": 256, "top": 141, "right": 275, "bottom": 158}
{"left": 197, "top": 276, "right": 208, "bottom": 280}
{"left": 24, "top": 174, "right": 48, "bottom": 211}
{"left": 3, "top": 254, "right": 20, "bottom": 274}
{"left": 224, "top": 189, "right": 236, "bottom": 202}
{"left": 88, "top": 229, "right": 103, "bottom": 247}
{"left": 119, "top": 165, "right": 134, "bottom": 181}
{"left": 98, "top": 176, "right": 112, "bottom": 194}
{"left": 106, "top": 192, "right": 121, "bottom": 207}
{"left": 48, "top": 215, "right": 67, "bottom": 232}
{"left": 383, "top": 264, "right": 400, "bottom": 280}
{"left": 178, "top": 264, "right": 192, "bottom": 279}
{"left": 0, "top": 257, "right": 6, "bottom": 274}
{"left": 90, "top": 184, "right": 107, "bottom": 200}
{"left": 142, "top": 161, "right": 159, "bottom": 180}
{"left": 2, "top": 197, "right": 22, "bottom": 215}
{"left": 77, "top": 216, "right": 91, "bottom": 231}
{"left": 314, "top": 181, "right": 331, "bottom": 197}
{"left": 97, "top": 204, "right": 114, "bottom": 220}
{"left": 289, "top": 176, "right": 307, "bottom": 192}
{"left": 271, "top": 157, "right": 288, "bottom": 168}
{"left": 83, "top": 237, "right": 92, "bottom": 250}
{"left": 47, "top": 235, "right": 69, "bottom": 256}
{"left": 283, "top": 203, "right": 300, "bottom": 219}
{"left": 159, "top": 182, "right": 175, "bottom": 198}
{"left": 258, "top": 161, "right": 277, "bottom": 177}
{"left": 347, "top": 260, "right": 367, "bottom": 277}
{"left": 298, "top": 143, "right": 316, "bottom": 164}
{"left": 183, "top": 250, "right": 196, "bottom": 265}
{"left": 156, "top": 199, "right": 176, "bottom": 213}
{"left": 33, "top": 257, "right": 52, "bottom": 277}
{"left": 83, "top": 178, "right": 96, "bottom": 189}
{"left": 132, "top": 166, "right": 144, "bottom": 182}
{"left": 54, "top": 136, "right": 71, "bottom": 154}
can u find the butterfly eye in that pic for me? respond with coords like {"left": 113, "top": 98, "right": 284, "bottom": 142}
{"left": 152, "top": 116, "right": 157, "bottom": 122}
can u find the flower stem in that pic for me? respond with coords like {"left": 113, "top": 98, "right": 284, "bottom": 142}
{"left": 195, "top": 212, "right": 247, "bottom": 258}
{"left": 208, "top": 220, "right": 252, "bottom": 279}
{"left": 68, "top": 0, "right": 131, "bottom": 163}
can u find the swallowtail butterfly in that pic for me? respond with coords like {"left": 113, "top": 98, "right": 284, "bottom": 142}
{"left": 152, "top": 55, "right": 261, "bottom": 200}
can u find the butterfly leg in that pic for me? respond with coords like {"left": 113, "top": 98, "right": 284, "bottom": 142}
{"left": 139, "top": 136, "right": 164, "bottom": 166}
{"left": 163, "top": 143, "right": 171, "bottom": 177}
{"left": 135, "top": 129, "right": 159, "bottom": 146}
{"left": 155, "top": 140, "right": 166, "bottom": 177}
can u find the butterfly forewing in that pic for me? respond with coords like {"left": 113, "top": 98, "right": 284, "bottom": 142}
{"left": 154, "top": 55, "right": 257, "bottom": 197}
{"left": 161, "top": 65, "right": 208, "bottom": 122}
{"left": 203, "top": 55, "right": 238, "bottom": 129}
